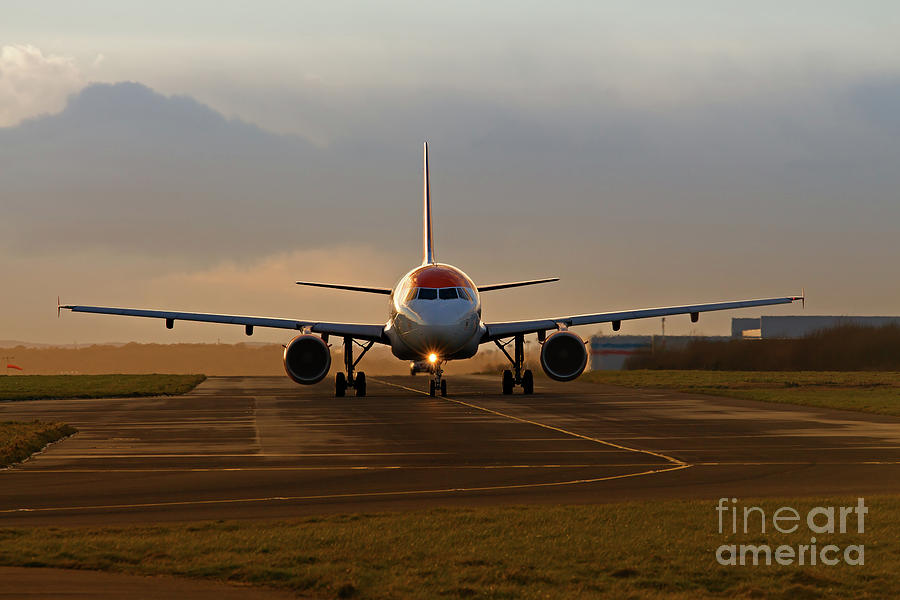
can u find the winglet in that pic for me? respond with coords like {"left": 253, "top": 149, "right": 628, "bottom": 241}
{"left": 57, "top": 296, "right": 61, "bottom": 318}
{"left": 423, "top": 142, "right": 434, "bottom": 265}
{"left": 801, "top": 287, "right": 805, "bottom": 309}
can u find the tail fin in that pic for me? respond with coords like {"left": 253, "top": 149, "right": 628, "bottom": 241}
{"left": 423, "top": 142, "right": 435, "bottom": 264}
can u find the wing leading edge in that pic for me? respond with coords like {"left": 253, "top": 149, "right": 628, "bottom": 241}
{"left": 61, "top": 305, "right": 387, "bottom": 343}
{"left": 483, "top": 295, "right": 803, "bottom": 341}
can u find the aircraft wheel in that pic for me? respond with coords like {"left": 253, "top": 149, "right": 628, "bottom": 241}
{"left": 335, "top": 372, "right": 347, "bottom": 397}
{"left": 502, "top": 370, "right": 514, "bottom": 395}
{"left": 355, "top": 372, "right": 367, "bottom": 397}
{"left": 440, "top": 380, "right": 447, "bottom": 397}
{"left": 429, "top": 380, "right": 436, "bottom": 397}
{"left": 522, "top": 370, "right": 534, "bottom": 395}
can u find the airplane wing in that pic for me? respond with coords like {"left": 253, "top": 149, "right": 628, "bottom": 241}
{"left": 61, "top": 304, "right": 388, "bottom": 343}
{"left": 482, "top": 295, "right": 803, "bottom": 341}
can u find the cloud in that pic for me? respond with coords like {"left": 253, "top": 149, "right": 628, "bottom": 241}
{"left": 2, "top": 76, "right": 899, "bottom": 269}
{"left": 0, "top": 44, "right": 85, "bottom": 126}
{"left": 849, "top": 77, "right": 900, "bottom": 134}
{"left": 0, "top": 81, "right": 329, "bottom": 262}
{"left": 3, "top": 75, "right": 900, "bottom": 344}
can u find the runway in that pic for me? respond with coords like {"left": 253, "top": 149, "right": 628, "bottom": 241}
{"left": 3, "top": 375, "right": 900, "bottom": 526}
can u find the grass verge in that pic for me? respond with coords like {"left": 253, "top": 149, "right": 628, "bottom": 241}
{"left": 0, "top": 421, "right": 77, "bottom": 467}
{"left": 583, "top": 370, "right": 900, "bottom": 416}
{"left": 0, "top": 497, "right": 897, "bottom": 599}
{"left": 0, "top": 374, "right": 206, "bottom": 402}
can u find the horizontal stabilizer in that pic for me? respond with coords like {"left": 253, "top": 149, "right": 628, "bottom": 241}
{"left": 477, "top": 278, "right": 559, "bottom": 292}
{"left": 296, "top": 281, "right": 392, "bottom": 295}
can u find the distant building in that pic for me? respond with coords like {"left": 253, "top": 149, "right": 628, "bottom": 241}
{"left": 589, "top": 335, "right": 729, "bottom": 371}
{"left": 731, "top": 316, "right": 900, "bottom": 339}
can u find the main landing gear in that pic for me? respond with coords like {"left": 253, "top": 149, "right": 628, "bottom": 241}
{"left": 428, "top": 363, "right": 447, "bottom": 397}
{"left": 495, "top": 334, "right": 534, "bottom": 395}
{"left": 335, "top": 336, "right": 374, "bottom": 397}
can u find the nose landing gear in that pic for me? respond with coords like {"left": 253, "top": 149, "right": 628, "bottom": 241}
{"left": 495, "top": 334, "right": 534, "bottom": 395}
{"left": 336, "top": 336, "right": 373, "bottom": 397}
{"left": 428, "top": 363, "right": 447, "bottom": 397}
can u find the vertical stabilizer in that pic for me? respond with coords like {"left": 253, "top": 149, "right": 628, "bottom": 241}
{"left": 423, "top": 142, "right": 435, "bottom": 264}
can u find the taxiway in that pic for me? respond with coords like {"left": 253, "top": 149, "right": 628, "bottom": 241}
{"left": 2, "top": 375, "right": 900, "bottom": 526}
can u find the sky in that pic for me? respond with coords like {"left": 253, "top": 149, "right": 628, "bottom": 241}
{"left": 2, "top": 2, "right": 899, "bottom": 345}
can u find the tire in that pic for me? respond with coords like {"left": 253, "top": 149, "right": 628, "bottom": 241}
{"left": 355, "top": 372, "right": 366, "bottom": 397}
{"left": 429, "top": 380, "right": 436, "bottom": 397}
{"left": 335, "top": 372, "right": 346, "bottom": 397}
{"left": 440, "top": 380, "right": 447, "bottom": 397}
{"left": 522, "top": 369, "right": 534, "bottom": 395}
{"left": 502, "top": 370, "right": 514, "bottom": 395}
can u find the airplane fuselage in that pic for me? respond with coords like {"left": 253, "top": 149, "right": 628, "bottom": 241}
{"left": 384, "top": 263, "right": 484, "bottom": 361}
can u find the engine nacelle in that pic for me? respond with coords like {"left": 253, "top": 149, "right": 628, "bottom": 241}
{"left": 283, "top": 334, "right": 331, "bottom": 385}
{"left": 540, "top": 331, "right": 587, "bottom": 382}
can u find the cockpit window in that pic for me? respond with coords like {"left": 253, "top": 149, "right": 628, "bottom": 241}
{"left": 407, "top": 287, "right": 475, "bottom": 301}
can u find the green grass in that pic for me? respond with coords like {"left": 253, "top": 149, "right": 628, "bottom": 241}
{"left": 0, "top": 374, "right": 206, "bottom": 401}
{"left": 0, "top": 497, "right": 897, "bottom": 598}
{"left": 0, "top": 421, "right": 77, "bottom": 466}
{"left": 583, "top": 370, "right": 900, "bottom": 416}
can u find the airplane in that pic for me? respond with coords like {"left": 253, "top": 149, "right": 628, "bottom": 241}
{"left": 61, "top": 143, "right": 804, "bottom": 398}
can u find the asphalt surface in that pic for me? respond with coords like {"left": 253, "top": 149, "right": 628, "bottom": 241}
{"left": 3, "top": 374, "right": 900, "bottom": 527}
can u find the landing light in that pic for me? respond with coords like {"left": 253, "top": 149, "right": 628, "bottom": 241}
{"left": 428, "top": 353, "right": 438, "bottom": 364}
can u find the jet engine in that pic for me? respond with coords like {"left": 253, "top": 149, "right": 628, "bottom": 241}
{"left": 540, "top": 331, "right": 587, "bottom": 381}
{"left": 283, "top": 335, "right": 331, "bottom": 384}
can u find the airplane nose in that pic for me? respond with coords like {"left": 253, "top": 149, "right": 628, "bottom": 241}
{"left": 420, "top": 321, "right": 474, "bottom": 347}
{"left": 405, "top": 306, "right": 478, "bottom": 355}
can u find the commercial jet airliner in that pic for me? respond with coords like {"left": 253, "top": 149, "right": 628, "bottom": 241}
{"left": 62, "top": 143, "right": 803, "bottom": 397}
